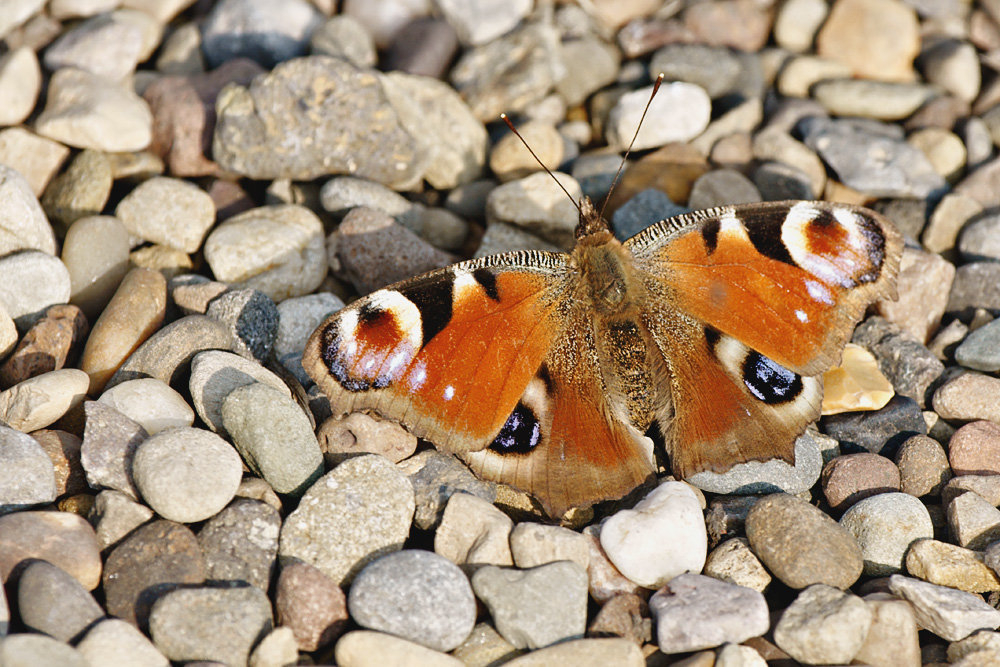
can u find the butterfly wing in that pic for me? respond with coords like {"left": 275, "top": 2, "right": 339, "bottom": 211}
{"left": 626, "top": 201, "right": 902, "bottom": 477}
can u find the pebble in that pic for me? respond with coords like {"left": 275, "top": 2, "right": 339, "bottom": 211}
{"left": 76, "top": 618, "right": 169, "bottom": 667}
{"left": 319, "top": 174, "right": 413, "bottom": 220}
{"left": 198, "top": 498, "right": 280, "bottom": 592}
{"left": 30, "top": 429, "right": 85, "bottom": 498}
{"left": 839, "top": 492, "right": 934, "bottom": 576}
{"left": 42, "top": 9, "right": 160, "bottom": 81}
{"left": 249, "top": 625, "right": 298, "bottom": 667}
{"left": 0, "top": 510, "right": 102, "bottom": 589}
{"left": 895, "top": 434, "right": 952, "bottom": 497}
{"left": 434, "top": 491, "right": 514, "bottom": 567}
{"left": 605, "top": 82, "right": 711, "bottom": 151}
{"left": 274, "top": 293, "right": 343, "bottom": 359}
{"left": 703, "top": 537, "right": 772, "bottom": 593}
{"left": 318, "top": 412, "right": 418, "bottom": 466}
{"left": 956, "top": 319, "right": 1000, "bottom": 372}
{"left": 471, "top": 561, "right": 588, "bottom": 650}
{"left": 877, "top": 248, "right": 956, "bottom": 345}
{"left": 61, "top": 216, "right": 130, "bottom": 322}
{"left": 205, "top": 288, "right": 279, "bottom": 361}
{"left": 610, "top": 188, "right": 687, "bottom": 240}
{"left": 310, "top": 15, "right": 376, "bottom": 67}
{"left": 0, "top": 127, "right": 69, "bottom": 197}
{"left": 0, "top": 368, "right": 88, "bottom": 432}
{"left": 556, "top": 37, "right": 620, "bottom": 108}
{"left": 683, "top": 0, "right": 772, "bottom": 51}
{"left": 687, "top": 429, "right": 826, "bottom": 495}
{"left": 948, "top": 630, "right": 1000, "bottom": 663}
{"left": 0, "top": 425, "right": 55, "bottom": 513}
{"left": 855, "top": 592, "right": 921, "bottom": 667}
{"left": 950, "top": 421, "right": 1000, "bottom": 476}
{"left": 221, "top": 382, "right": 323, "bottom": 496}
{"left": 201, "top": 0, "right": 322, "bottom": 68}
{"left": 41, "top": 150, "right": 113, "bottom": 232}
{"left": 35, "top": 67, "right": 152, "bottom": 152}
{"left": 773, "top": 584, "right": 873, "bottom": 665}
{"left": 580, "top": 525, "right": 645, "bottom": 603}
{"left": 687, "top": 169, "right": 761, "bottom": 210}
{"left": 889, "top": 574, "right": 1000, "bottom": 641}
{"left": 89, "top": 489, "right": 154, "bottom": 552}
{"left": 948, "top": 492, "right": 1000, "bottom": 550}
{"left": 752, "top": 160, "right": 815, "bottom": 201}
{"left": 79, "top": 267, "right": 167, "bottom": 394}
{"left": 822, "top": 394, "right": 928, "bottom": 458}
{"left": 960, "top": 213, "right": 1000, "bottom": 264}
{"left": 815, "top": 0, "right": 920, "bottom": 81}
{"left": 504, "top": 637, "right": 643, "bottom": 667}
{"left": 944, "top": 476, "right": 1000, "bottom": 508}
{"left": 509, "top": 522, "right": 589, "bottom": 571}
{"left": 925, "top": 194, "right": 984, "bottom": 254}
{"left": 348, "top": 550, "right": 475, "bottom": 652}
{"left": 0, "top": 250, "right": 71, "bottom": 330}
{"left": 275, "top": 560, "right": 349, "bottom": 651}
{"left": 587, "top": 593, "right": 651, "bottom": 645}
{"left": 17, "top": 559, "right": 104, "bottom": 641}
{"left": 484, "top": 172, "right": 581, "bottom": 249}
{"left": 0, "top": 47, "right": 40, "bottom": 125}
{"left": 401, "top": 450, "right": 496, "bottom": 531}
{"left": 148, "top": 585, "right": 273, "bottom": 665}
{"left": 773, "top": 0, "right": 828, "bottom": 52}
{"left": 80, "top": 401, "right": 146, "bottom": 499}
{"left": 382, "top": 17, "right": 459, "bottom": 79}
{"left": 821, "top": 453, "right": 901, "bottom": 513}
{"left": 188, "top": 350, "right": 291, "bottom": 435}
{"left": 98, "top": 378, "right": 195, "bottom": 435}
{"left": 204, "top": 205, "right": 327, "bottom": 302}
{"left": 822, "top": 343, "right": 895, "bottom": 414}
{"left": 279, "top": 455, "right": 415, "bottom": 586}
{"left": 745, "top": 493, "right": 863, "bottom": 589}
{"left": 751, "top": 128, "right": 827, "bottom": 199}
{"left": 776, "top": 54, "right": 854, "bottom": 98}
{"left": 906, "top": 539, "right": 1000, "bottom": 593}
{"left": 600, "top": 482, "right": 707, "bottom": 589}
{"left": 333, "top": 207, "right": 455, "bottom": 294}
{"left": 852, "top": 321, "right": 943, "bottom": 411}
{"left": 811, "top": 79, "right": 936, "bottom": 120}
{"left": 214, "top": 56, "right": 423, "bottom": 188}
{"left": 105, "top": 314, "right": 233, "bottom": 390}
{"left": 649, "top": 43, "right": 743, "bottom": 100}
{"left": 933, "top": 373, "right": 1000, "bottom": 424}
{"left": 909, "top": 126, "right": 967, "bottom": 183}
{"left": 489, "top": 121, "right": 564, "bottom": 183}
{"left": 0, "top": 164, "right": 54, "bottom": 257}
{"left": 0, "top": 633, "right": 87, "bottom": 667}
{"left": 334, "top": 630, "right": 464, "bottom": 667}
{"left": 947, "top": 263, "right": 1000, "bottom": 317}
{"left": 649, "top": 574, "right": 769, "bottom": 653}
{"left": 115, "top": 177, "right": 216, "bottom": 253}
{"left": 922, "top": 39, "right": 981, "bottom": 103}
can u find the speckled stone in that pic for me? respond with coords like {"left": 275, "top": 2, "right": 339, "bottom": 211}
{"left": 0, "top": 425, "right": 56, "bottom": 513}
{"left": 509, "top": 522, "right": 589, "bottom": 571}
{"left": 821, "top": 453, "right": 901, "bottom": 513}
{"left": 895, "top": 434, "right": 953, "bottom": 497}
{"left": 703, "top": 537, "right": 772, "bottom": 593}
{"left": 80, "top": 400, "right": 146, "bottom": 499}
{"left": 76, "top": 618, "right": 169, "bottom": 667}
{"left": 839, "top": 492, "right": 934, "bottom": 576}
{"left": 889, "top": 574, "right": 1000, "bottom": 641}
{"left": 17, "top": 559, "right": 103, "bottom": 641}
{"left": 400, "top": 451, "right": 496, "bottom": 531}
{"left": 115, "top": 177, "right": 216, "bottom": 253}
{"left": 275, "top": 560, "right": 348, "bottom": 651}
{"left": 773, "top": 584, "right": 873, "bottom": 665}
{"left": 30, "top": 429, "right": 86, "bottom": 498}
{"left": 318, "top": 412, "right": 418, "bottom": 466}
{"left": 198, "top": 498, "right": 280, "bottom": 592}
{"left": 906, "top": 539, "right": 1000, "bottom": 594}
{"left": 188, "top": 350, "right": 290, "bottom": 436}
{"left": 434, "top": 491, "right": 514, "bottom": 568}
{"left": 950, "top": 421, "right": 1000, "bottom": 476}
{"left": 204, "top": 288, "right": 279, "bottom": 362}
{"left": 88, "top": 489, "right": 154, "bottom": 552}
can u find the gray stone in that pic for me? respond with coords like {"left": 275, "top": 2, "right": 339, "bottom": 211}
{"left": 310, "top": 15, "right": 376, "bottom": 67}
{"left": 80, "top": 401, "right": 147, "bottom": 499}
{"left": 221, "top": 382, "right": 323, "bottom": 496}
{"left": 188, "top": 350, "right": 291, "bottom": 436}
{"left": 889, "top": 574, "right": 1000, "bottom": 641}
{"left": 205, "top": 288, "right": 279, "bottom": 362}
{"left": 960, "top": 212, "right": 1000, "bottom": 263}
{"left": 485, "top": 171, "right": 580, "bottom": 249}
{"left": 401, "top": 451, "right": 496, "bottom": 531}
{"left": 274, "top": 293, "right": 343, "bottom": 359}
{"left": 0, "top": 510, "right": 103, "bottom": 591}
{"left": 556, "top": 37, "right": 619, "bottom": 108}
{"left": 0, "top": 164, "right": 55, "bottom": 256}
{"left": 650, "top": 43, "right": 744, "bottom": 99}
{"left": 773, "top": 585, "right": 873, "bottom": 665}
{"left": 947, "top": 263, "right": 1000, "bottom": 318}
{"left": 688, "top": 430, "right": 825, "bottom": 495}
{"left": 98, "top": 378, "right": 195, "bottom": 435}
{"left": 279, "top": 455, "right": 415, "bottom": 586}
{"left": 348, "top": 550, "right": 476, "bottom": 652}
{"left": 811, "top": 79, "right": 936, "bottom": 120}
{"left": 89, "top": 489, "right": 154, "bottom": 552}
{"left": 0, "top": 251, "right": 70, "bottom": 330}
{"left": 0, "top": 425, "right": 56, "bottom": 514}
{"left": 687, "top": 169, "right": 762, "bottom": 210}
{"left": 198, "top": 498, "right": 280, "bottom": 592}
{"left": 149, "top": 585, "right": 273, "bottom": 666}
{"left": 202, "top": 0, "right": 323, "bottom": 68}
{"left": 509, "top": 522, "right": 589, "bottom": 571}
{"left": 956, "top": 318, "right": 1000, "bottom": 372}
{"left": 847, "top": 315, "right": 946, "bottom": 403}
{"left": 0, "top": 634, "right": 87, "bottom": 667}
{"left": 839, "top": 492, "right": 934, "bottom": 576}
{"left": 606, "top": 82, "right": 711, "bottom": 151}
{"left": 76, "top": 618, "right": 169, "bottom": 667}
{"left": 42, "top": 9, "right": 160, "bottom": 80}
{"left": 611, "top": 189, "right": 687, "bottom": 241}
{"left": 649, "top": 573, "right": 769, "bottom": 653}
{"left": 471, "top": 561, "right": 588, "bottom": 650}
{"left": 17, "top": 560, "right": 104, "bottom": 641}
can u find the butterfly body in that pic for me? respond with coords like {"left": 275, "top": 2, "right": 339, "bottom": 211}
{"left": 305, "top": 199, "right": 902, "bottom": 516}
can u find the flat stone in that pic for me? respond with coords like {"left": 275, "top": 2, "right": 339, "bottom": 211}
{"left": 434, "top": 491, "right": 514, "bottom": 568}
{"left": 587, "top": 593, "right": 651, "bottom": 646}
{"left": 821, "top": 394, "right": 928, "bottom": 457}
{"left": 875, "top": 248, "right": 956, "bottom": 345}
{"left": 17, "top": 559, "right": 104, "bottom": 641}
{"left": 334, "top": 630, "right": 464, "bottom": 667}
{"left": 889, "top": 574, "right": 1000, "bottom": 641}
{"left": 98, "top": 378, "right": 195, "bottom": 435}
{"left": 274, "top": 293, "right": 343, "bottom": 359}
{"left": 198, "top": 498, "right": 280, "bottom": 592}
{"left": 773, "top": 584, "right": 873, "bottom": 665}
{"left": 148, "top": 585, "right": 273, "bottom": 666}
{"left": 854, "top": 592, "right": 920, "bottom": 667}
{"left": 275, "top": 560, "right": 348, "bottom": 651}
{"left": 0, "top": 510, "right": 102, "bottom": 590}
{"left": 0, "top": 164, "right": 54, "bottom": 257}
{"left": 42, "top": 9, "right": 160, "bottom": 80}
{"left": 907, "top": 539, "right": 1000, "bottom": 593}
{"left": 0, "top": 634, "right": 87, "bottom": 667}
{"left": 76, "top": 618, "right": 169, "bottom": 667}
{"left": 812, "top": 79, "right": 936, "bottom": 120}
{"left": 0, "top": 127, "right": 69, "bottom": 197}
{"left": 0, "top": 425, "right": 56, "bottom": 513}
{"left": 649, "top": 573, "right": 769, "bottom": 653}
{"left": 687, "top": 430, "right": 825, "bottom": 495}
{"left": 851, "top": 317, "right": 944, "bottom": 409}
{"left": 471, "top": 561, "right": 588, "bottom": 650}
{"left": 489, "top": 121, "right": 564, "bottom": 183}
{"left": 839, "top": 492, "right": 934, "bottom": 576}
{"left": 0, "top": 368, "right": 88, "bottom": 432}
{"left": 279, "top": 454, "right": 415, "bottom": 586}
{"left": 188, "top": 350, "right": 290, "bottom": 436}
{"left": 348, "top": 549, "right": 476, "bottom": 652}
{"left": 581, "top": 525, "right": 646, "bottom": 604}
{"left": 0, "top": 251, "right": 71, "bottom": 331}
{"left": 947, "top": 263, "right": 1000, "bottom": 319}
{"left": 115, "top": 177, "right": 216, "bottom": 253}
{"left": 401, "top": 451, "right": 496, "bottom": 531}
{"left": 509, "top": 522, "right": 589, "bottom": 571}
{"left": 61, "top": 215, "right": 130, "bottom": 322}
{"left": 503, "top": 637, "right": 643, "bottom": 667}
{"left": 949, "top": 491, "right": 1000, "bottom": 550}
{"left": 956, "top": 319, "right": 1000, "bottom": 372}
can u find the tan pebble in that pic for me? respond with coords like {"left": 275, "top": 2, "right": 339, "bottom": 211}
{"left": 0, "top": 304, "right": 88, "bottom": 388}
{"left": 61, "top": 215, "right": 130, "bottom": 322}
{"left": 816, "top": 0, "right": 920, "bottom": 82}
{"left": 906, "top": 538, "right": 1000, "bottom": 593}
{"left": 821, "top": 343, "right": 894, "bottom": 415}
{"left": 0, "top": 368, "right": 89, "bottom": 431}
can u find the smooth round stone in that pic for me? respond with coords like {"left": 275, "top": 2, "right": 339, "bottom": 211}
{"left": 0, "top": 634, "right": 87, "bottom": 667}
{"left": 275, "top": 560, "right": 349, "bottom": 651}
{"left": 687, "top": 168, "right": 762, "bottom": 210}
{"left": 61, "top": 215, "right": 130, "bottom": 322}
{"left": 334, "top": 630, "right": 464, "bottom": 667}
{"left": 202, "top": 0, "right": 322, "bottom": 68}
{"left": 274, "top": 293, "right": 343, "bottom": 358}
{"left": 198, "top": 498, "right": 280, "bottom": 592}
{"left": 649, "top": 43, "right": 743, "bottom": 99}
{"left": 821, "top": 453, "right": 901, "bottom": 513}
{"left": 18, "top": 559, "right": 104, "bottom": 641}
{"left": 489, "top": 121, "right": 564, "bottom": 182}
{"left": 279, "top": 454, "right": 415, "bottom": 586}
{"left": 205, "top": 288, "right": 279, "bottom": 362}
{"left": 0, "top": 368, "right": 88, "bottom": 432}
{"left": 745, "top": 493, "right": 863, "bottom": 590}
{"left": 815, "top": 0, "right": 919, "bottom": 82}
{"left": 104, "top": 314, "right": 234, "bottom": 391}
{"left": 348, "top": 550, "right": 476, "bottom": 652}
{"left": 221, "top": 382, "right": 323, "bottom": 496}
{"left": 132, "top": 426, "right": 242, "bottom": 523}
{"left": 933, "top": 372, "right": 1000, "bottom": 424}
{"left": 0, "top": 250, "right": 71, "bottom": 329}
{"left": 960, "top": 213, "right": 1000, "bottom": 264}
{"left": 471, "top": 561, "right": 588, "bottom": 650}
{"left": 0, "top": 47, "right": 41, "bottom": 125}
{"left": 89, "top": 489, "right": 154, "bottom": 552}
{"left": 204, "top": 205, "right": 326, "bottom": 302}
{"left": 650, "top": 573, "right": 769, "bottom": 654}
{"left": 751, "top": 128, "right": 826, "bottom": 197}
{"left": 0, "top": 164, "right": 55, "bottom": 256}
{"left": 811, "top": 79, "right": 936, "bottom": 120}
{"left": 319, "top": 174, "right": 413, "bottom": 219}
{"left": 434, "top": 491, "right": 514, "bottom": 568}
{"left": 909, "top": 127, "right": 967, "bottom": 182}
{"left": 189, "top": 350, "right": 290, "bottom": 435}
{"left": 509, "top": 522, "right": 589, "bottom": 571}
{"left": 485, "top": 171, "right": 581, "bottom": 248}
{"left": 956, "top": 319, "right": 1000, "bottom": 372}
{"left": 35, "top": 67, "right": 152, "bottom": 152}
{"left": 115, "top": 177, "right": 216, "bottom": 253}
{"left": 839, "top": 492, "right": 934, "bottom": 576}
{"left": 773, "top": 585, "right": 873, "bottom": 665}
{"left": 555, "top": 37, "right": 619, "bottom": 108}
{"left": 906, "top": 539, "right": 1000, "bottom": 594}
{"left": 76, "top": 618, "right": 169, "bottom": 667}
{"left": 703, "top": 537, "right": 772, "bottom": 593}
{"left": 0, "top": 510, "right": 102, "bottom": 589}
{"left": 98, "top": 378, "right": 195, "bottom": 435}
{"left": 895, "top": 434, "right": 952, "bottom": 497}
{"left": 889, "top": 574, "right": 1000, "bottom": 642}
{"left": 148, "top": 585, "right": 273, "bottom": 666}
{"left": 605, "top": 82, "right": 711, "bottom": 151}
{"left": 42, "top": 9, "right": 161, "bottom": 80}
{"left": 600, "top": 482, "right": 707, "bottom": 589}
{"left": 950, "top": 421, "right": 1000, "bottom": 476}
{"left": 102, "top": 519, "right": 206, "bottom": 627}
{"left": 0, "top": 425, "right": 56, "bottom": 512}
{"left": 774, "top": 0, "right": 828, "bottom": 52}
{"left": 79, "top": 267, "right": 167, "bottom": 394}
{"left": 434, "top": 0, "right": 529, "bottom": 45}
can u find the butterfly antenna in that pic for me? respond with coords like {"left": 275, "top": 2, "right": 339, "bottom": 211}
{"left": 500, "top": 113, "right": 583, "bottom": 217}
{"left": 598, "top": 73, "right": 664, "bottom": 221}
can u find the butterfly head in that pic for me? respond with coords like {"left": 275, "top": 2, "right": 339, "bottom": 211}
{"left": 575, "top": 196, "right": 615, "bottom": 242}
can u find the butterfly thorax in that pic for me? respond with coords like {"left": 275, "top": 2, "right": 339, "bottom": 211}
{"left": 572, "top": 199, "right": 639, "bottom": 315}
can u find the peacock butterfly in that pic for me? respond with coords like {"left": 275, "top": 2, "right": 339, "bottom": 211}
{"left": 303, "top": 188, "right": 902, "bottom": 517}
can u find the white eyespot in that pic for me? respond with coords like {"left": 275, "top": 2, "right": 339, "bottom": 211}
{"left": 443, "top": 385, "right": 455, "bottom": 401}
{"left": 795, "top": 309, "right": 809, "bottom": 323}
{"left": 407, "top": 362, "right": 428, "bottom": 392}
{"left": 805, "top": 279, "right": 834, "bottom": 306}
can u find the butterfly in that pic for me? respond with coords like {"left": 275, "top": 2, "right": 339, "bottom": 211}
{"left": 303, "top": 197, "right": 902, "bottom": 517}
